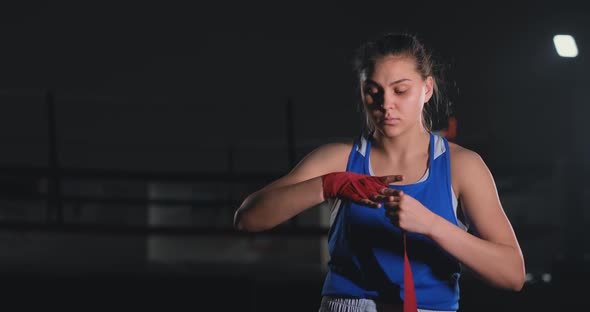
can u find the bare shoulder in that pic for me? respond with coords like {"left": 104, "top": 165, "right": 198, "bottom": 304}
{"left": 258, "top": 139, "right": 354, "bottom": 192}
{"left": 293, "top": 139, "right": 354, "bottom": 175}
{"left": 448, "top": 142, "right": 484, "bottom": 165}
{"left": 448, "top": 142, "right": 491, "bottom": 196}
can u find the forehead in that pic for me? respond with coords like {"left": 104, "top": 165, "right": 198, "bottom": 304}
{"left": 370, "top": 55, "right": 419, "bottom": 81}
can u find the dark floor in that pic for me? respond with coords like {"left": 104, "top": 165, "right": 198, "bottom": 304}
{"left": 0, "top": 269, "right": 586, "bottom": 312}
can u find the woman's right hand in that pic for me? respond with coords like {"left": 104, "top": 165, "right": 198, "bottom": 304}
{"left": 321, "top": 172, "right": 404, "bottom": 208}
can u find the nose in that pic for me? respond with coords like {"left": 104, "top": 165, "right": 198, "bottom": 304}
{"left": 381, "top": 91, "right": 397, "bottom": 110}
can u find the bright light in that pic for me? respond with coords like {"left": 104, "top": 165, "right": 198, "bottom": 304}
{"left": 553, "top": 34, "right": 578, "bottom": 57}
{"left": 541, "top": 273, "right": 552, "bottom": 283}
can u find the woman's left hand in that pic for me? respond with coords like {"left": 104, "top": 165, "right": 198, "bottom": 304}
{"left": 383, "top": 191, "right": 439, "bottom": 235}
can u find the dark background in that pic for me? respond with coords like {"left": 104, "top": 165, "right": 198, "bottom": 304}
{"left": 0, "top": 0, "right": 587, "bottom": 311}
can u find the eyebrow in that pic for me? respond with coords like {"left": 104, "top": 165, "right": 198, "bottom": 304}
{"left": 388, "top": 79, "right": 411, "bottom": 86}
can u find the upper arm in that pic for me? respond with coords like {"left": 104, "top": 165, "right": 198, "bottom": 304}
{"left": 258, "top": 141, "right": 352, "bottom": 193}
{"left": 451, "top": 145, "right": 520, "bottom": 248}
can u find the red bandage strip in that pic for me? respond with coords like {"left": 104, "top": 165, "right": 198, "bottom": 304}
{"left": 403, "top": 231, "right": 417, "bottom": 312}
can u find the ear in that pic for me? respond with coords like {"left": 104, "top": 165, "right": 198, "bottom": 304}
{"left": 424, "top": 76, "right": 434, "bottom": 103}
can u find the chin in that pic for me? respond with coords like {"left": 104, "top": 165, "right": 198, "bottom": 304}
{"left": 377, "top": 126, "right": 405, "bottom": 138}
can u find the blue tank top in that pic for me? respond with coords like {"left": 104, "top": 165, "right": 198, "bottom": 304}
{"left": 321, "top": 132, "right": 464, "bottom": 311}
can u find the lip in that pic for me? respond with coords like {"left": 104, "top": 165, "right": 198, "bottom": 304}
{"left": 383, "top": 118, "right": 401, "bottom": 125}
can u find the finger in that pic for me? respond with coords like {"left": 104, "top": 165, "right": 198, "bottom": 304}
{"left": 386, "top": 195, "right": 401, "bottom": 202}
{"left": 385, "top": 208, "right": 399, "bottom": 216}
{"left": 371, "top": 194, "right": 390, "bottom": 202}
{"left": 359, "top": 198, "right": 381, "bottom": 208}
{"left": 384, "top": 202, "right": 400, "bottom": 211}
{"left": 379, "top": 188, "right": 403, "bottom": 196}
{"left": 383, "top": 200, "right": 401, "bottom": 209}
{"left": 381, "top": 175, "right": 404, "bottom": 184}
{"left": 378, "top": 195, "right": 400, "bottom": 204}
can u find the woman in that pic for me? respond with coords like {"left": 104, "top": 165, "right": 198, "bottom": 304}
{"left": 234, "top": 32, "right": 525, "bottom": 312}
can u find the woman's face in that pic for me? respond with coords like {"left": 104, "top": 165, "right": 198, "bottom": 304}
{"left": 362, "top": 55, "right": 433, "bottom": 138}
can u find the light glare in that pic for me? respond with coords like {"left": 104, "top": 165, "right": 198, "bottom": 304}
{"left": 553, "top": 34, "right": 578, "bottom": 57}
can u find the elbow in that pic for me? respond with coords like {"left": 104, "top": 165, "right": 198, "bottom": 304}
{"left": 501, "top": 249, "right": 526, "bottom": 292}
{"left": 234, "top": 194, "right": 277, "bottom": 232}
{"left": 487, "top": 258, "right": 526, "bottom": 291}
{"left": 509, "top": 274, "right": 525, "bottom": 292}
{"left": 234, "top": 217, "right": 255, "bottom": 232}
{"left": 513, "top": 269, "right": 526, "bottom": 292}
{"left": 233, "top": 209, "right": 250, "bottom": 232}
{"left": 233, "top": 208, "right": 267, "bottom": 232}
{"left": 512, "top": 257, "right": 526, "bottom": 292}
{"left": 490, "top": 272, "right": 524, "bottom": 292}
{"left": 506, "top": 262, "right": 526, "bottom": 292}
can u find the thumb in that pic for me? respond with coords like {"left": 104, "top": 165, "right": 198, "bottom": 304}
{"left": 380, "top": 175, "right": 404, "bottom": 184}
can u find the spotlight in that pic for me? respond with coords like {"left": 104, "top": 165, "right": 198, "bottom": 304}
{"left": 553, "top": 34, "right": 578, "bottom": 57}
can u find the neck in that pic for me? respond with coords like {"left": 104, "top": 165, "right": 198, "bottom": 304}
{"left": 372, "top": 126, "right": 430, "bottom": 161}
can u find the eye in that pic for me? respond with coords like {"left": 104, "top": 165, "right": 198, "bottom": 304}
{"left": 364, "top": 86, "right": 377, "bottom": 95}
{"left": 364, "top": 81, "right": 380, "bottom": 95}
{"left": 363, "top": 80, "right": 384, "bottom": 107}
{"left": 394, "top": 88, "right": 408, "bottom": 94}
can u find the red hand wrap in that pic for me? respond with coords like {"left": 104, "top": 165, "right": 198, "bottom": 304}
{"left": 321, "top": 172, "right": 389, "bottom": 203}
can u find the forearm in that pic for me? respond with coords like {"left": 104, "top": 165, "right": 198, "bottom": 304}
{"left": 234, "top": 176, "right": 324, "bottom": 232}
{"left": 427, "top": 215, "right": 525, "bottom": 291}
